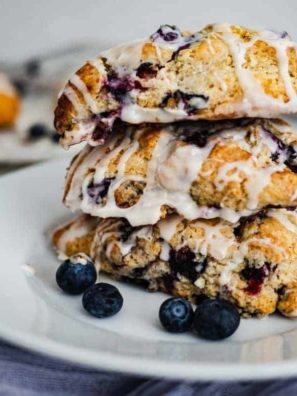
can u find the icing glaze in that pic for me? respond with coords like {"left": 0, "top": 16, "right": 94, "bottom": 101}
{"left": 57, "top": 23, "right": 297, "bottom": 147}
{"left": 64, "top": 122, "right": 296, "bottom": 226}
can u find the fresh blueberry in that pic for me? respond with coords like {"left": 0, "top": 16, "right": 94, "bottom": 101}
{"left": 51, "top": 131, "right": 60, "bottom": 143}
{"left": 56, "top": 254, "right": 97, "bottom": 295}
{"left": 12, "top": 79, "right": 27, "bottom": 96}
{"left": 82, "top": 283, "right": 123, "bottom": 318}
{"left": 28, "top": 123, "right": 48, "bottom": 140}
{"left": 159, "top": 297, "right": 194, "bottom": 333}
{"left": 25, "top": 59, "right": 40, "bottom": 77}
{"left": 193, "top": 299, "right": 240, "bottom": 340}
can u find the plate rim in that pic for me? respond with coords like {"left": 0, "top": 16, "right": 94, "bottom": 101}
{"left": 1, "top": 159, "right": 297, "bottom": 381}
{"left": 1, "top": 320, "right": 297, "bottom": 381}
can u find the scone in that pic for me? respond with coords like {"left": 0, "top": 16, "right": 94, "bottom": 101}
{"left": 63, "top": 118, "right": 297, "bottom": 226}
{"left": 52, "top": 207, "right": 297, "bottom": 318}
{"left": 0, "top": 72, "right": 20, "bottom": 127}
{"left": 54, "top": 23, "right": 297, "bottom": 147}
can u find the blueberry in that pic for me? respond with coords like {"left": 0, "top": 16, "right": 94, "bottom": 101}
{"left": 25, "top": 59, "right": 40, "bottom": 77}
{"left": 82, "top": 283, "right": 123, "bottom": 318}
{"left": 12, "top": 79, "right": 27, "bottom": 96}
{"left": 87, "top": 177, "right": 114, "bottom": 204}
{"left": 151, "top": 25, "right": 181, "bottom": 42}
{"left": 285, "top": 146, "right": 297, "bottom": 173}
{"left": 136, "top": 62, "right": 158, "bottom": 79}
{"left": 193, "top": 299, "right": 240, "bottom": 340}
{"left": 56, "top": 254, "right": 97, "bottom": 295}
{"left": 159, "top": 297, "right": 194, "bottom": 333}
{"left": 241, "top": 263, "right": 270, "bottom": 295}
{"left": 118, "top": 219, "right": 134, "bottom": 242}
{"left": 51, "top": 132, "right": 60, "bottom": 143}
{"left": 106, "top": 72, "right": 134, "bottom": 100}
{"left": 28, "top": 123, "right": 47, "bottom": 140}
{"left": 169, "top": 247, "right": 207, "bottom": 282}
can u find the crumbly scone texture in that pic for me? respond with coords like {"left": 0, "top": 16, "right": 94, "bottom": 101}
{"left": 54, "top": 23, "right": 297, "bottom": 147}
{"left": 63, "top": 118, "right": 297, "bottom": 226}
{"left": 52, "top": 214, "right": 100, "bottom": 257}
{"left": 52, "top": 208, "right": 297, "bottom": 318}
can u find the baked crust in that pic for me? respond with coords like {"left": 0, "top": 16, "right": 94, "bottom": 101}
{"left": 63, "top": 118, "right": 297, "bottom": 226}
{"left": 52, "top": 208, "right": 297, "bottom": 318}
{"left": 54, "top": 24, "right": 297, "bottom": 147}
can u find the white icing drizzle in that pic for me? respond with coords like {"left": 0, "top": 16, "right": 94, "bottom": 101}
{"left": 60, "top": 23, "right": 297, "bottom": 148}
{"left": 101, "top": 39, "right": 147, "bottom": 76}
{"left": 192, "top": 221, "right": 235, "bottom": 261}
{"left": 291, "top": 188, "right": 297, "bottom": 201}
{"left": 70, "top": 74, "right": 98, "bottom": 114}
{"left": 241, "top": 237, "right": 286, "bottom": 258}
{"left": 70, "top": 252, "right": 91, "bottom": 265}
{"left": 220, "top": 250, "right": 243, "bottom": 286}
{"left": 158, "top": 140, "right": 215, "bottom": 192}
{"left": 121, "top": 104, "right": 189, "bottom": 124}
{"left": 158, "top": 214, "right": 182, "bottom": 242}
{"left": 160, "top": 242, "right": 170, "bottom": 261}
{"left": 211, "top": 23, "right": 297, "bottom": 115}
{"left": 268, "top": 209, "right": 297, "bottom": 234}
{"left": 63, "top": 85, "right": 89, "bottom": 119}
{"left": 65, "top": 122, "right": 293, "bottom": 226}
{"left": 53, "top": 214, "right": 99, "bottom": 255}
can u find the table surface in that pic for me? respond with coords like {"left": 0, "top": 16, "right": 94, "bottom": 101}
{"left": 0, "top": 338, "right": 296, "bottom": 396}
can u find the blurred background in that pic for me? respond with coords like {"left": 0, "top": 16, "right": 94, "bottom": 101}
{"left": 0, "top": 0, "right": 296, "bottom": 171}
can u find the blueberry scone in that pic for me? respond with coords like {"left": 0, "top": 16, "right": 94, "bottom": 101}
{"left": 0, "top": 72, "right": 20, "bottom": 127}
{"left": 64, "top": 118, "right": 297, "bottom": 226}
{"left": 52, "top": 207, "right": 297, "bottom": 318}
{"left": 54, "top": 23, "right": 297, "bottom": 147}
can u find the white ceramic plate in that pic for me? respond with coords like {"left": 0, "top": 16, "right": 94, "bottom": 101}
{"left": 2, "top": 160, "right": 297, "bottom": 380}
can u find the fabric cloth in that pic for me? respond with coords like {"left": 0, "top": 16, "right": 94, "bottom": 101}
{"left": 0, "top": 340, "right": 296, "bottom": 396}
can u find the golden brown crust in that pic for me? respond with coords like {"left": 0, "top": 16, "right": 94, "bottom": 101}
{"left": 63, "top": 119, "right": 297, "bottom": 225}
{"left": 54, "top": 24, "right": 297, "bottom": 147}
{"left": 52, "top": 208, "right": 297, "bottom": 318}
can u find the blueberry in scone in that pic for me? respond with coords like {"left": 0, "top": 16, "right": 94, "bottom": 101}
{"left": 54, "top": 24, "right": 297, "bottom": 147}
{"left": 52, "top": 207, "right": 297, "bottom": 318}
{"left": 63, "top": 119, "right": 297, "bottom": 226}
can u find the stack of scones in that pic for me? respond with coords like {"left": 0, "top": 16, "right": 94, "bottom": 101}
{"left": 53, "top": 23, "right": 297, "bottom": 318}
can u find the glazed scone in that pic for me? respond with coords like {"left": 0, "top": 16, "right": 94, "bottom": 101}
{"left": 54, "top": 23, "right": 297, "bottom": 147}
{"left": 52, "top": 208, "right": 297, "bottom": 318}
{"left": 52, "top": 213, "right": 99, "bottom": 257}
{"left": 64, "top": 118, "right": 297, "bottom": 226}
{"left": 0, "top": 72, "right": 20, "bottom": 127}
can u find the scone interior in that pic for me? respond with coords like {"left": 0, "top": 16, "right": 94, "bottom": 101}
{"left": 52, "top": 208, "right": 297, "bottom": 318}
{"left": 54, "top": 23, "right": 297, "bottom": 147}
{"left": 64, "top": 118, "right": 297, "bottom": 226}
